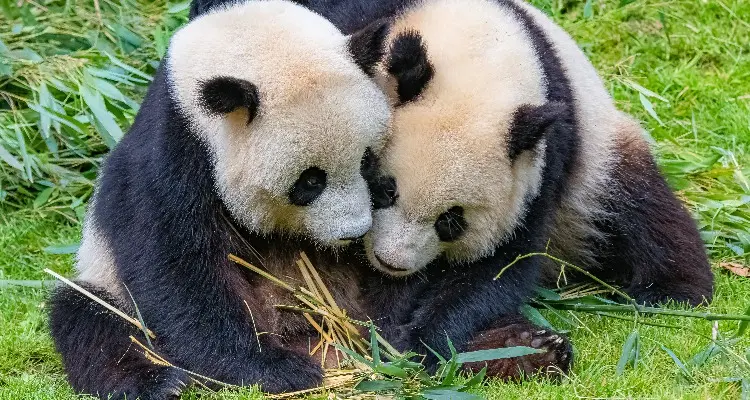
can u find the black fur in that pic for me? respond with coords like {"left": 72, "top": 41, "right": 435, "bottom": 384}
{"left": 434, "top": 206, "right": 467, "bottom": 242}
{"left": 387, "top": 30, "right": 434, "bottom": 104}
{"left": 347, "top": 18, "right": 391, "bottom": 76}
{"left": 596, "top": 137, "right": 713, "bottom": 305}
{"left": 508, "top": 101, "right": 570, "bottom": 160}
{"left": 199, "top": 76, "right": 259, "bottom": 124}
{"left": 359, "top": 147, "right": 379, "bottom": 181}
{"left": 189, "top": 0, "right": 408, "bottom": 34}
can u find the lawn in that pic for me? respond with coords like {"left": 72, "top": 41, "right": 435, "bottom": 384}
{"left": 1, "top": 0, "right": 749, "bottom": 399}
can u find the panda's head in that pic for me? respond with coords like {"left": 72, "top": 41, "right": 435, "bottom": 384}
{"left": 167, "top": 1, "right": 391, "bottom": 246}
{"left": 362, "top": 0, "right": 569, "bottom": 276}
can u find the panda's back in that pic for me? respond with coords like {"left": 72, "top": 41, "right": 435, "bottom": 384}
{"left": 510, "top": 0, "right": 646, "bottom": 265}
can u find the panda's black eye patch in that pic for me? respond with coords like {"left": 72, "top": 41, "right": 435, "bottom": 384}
{"left": 289, "top": 167, "right": 327, "bottom": 206}
{"left": 360, "top": 147, "right": 379, "bottom": 181}
{"left": 435, "top": 206, "right": 466, "bottom": 242}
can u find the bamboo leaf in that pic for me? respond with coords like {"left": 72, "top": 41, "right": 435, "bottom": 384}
{"left": 688, "top": 342, "right": 721, "bottom": 367}
{"left": 441, "top": 337, "right": 460, "bottom": 385}
{"left": 583, "top": 0, "right": 594, "bottom": 18}
{"left": 455, "top": 346, "right": 543, "bottom": 363}
{"left": 616, "top": 329, "right": 639, "bottom": 375}
{"left": 33, "top": 187, "right": 54, "bottom": 208}
{"left": 421, "top": 340, "right": 448, "bottom": 365}
{"left": 639, "top": 92, "right": 664, "bottom": 126}
{"left": 168, "top": 1, "right": 191, "bottom": 14}
{"left": 86, "top": 74, "right": 140, "bottom": 110}
{"left": 14, "top": 126, "right": 32, "bottom": 182}
{"left": 370, "top": 324, "right": 381, "bottom": 365}
{"left": 374, "top": 364, "right": 408, "bottom": 379}
{"left": 622, "top": 79, "right": 670, "bottom": 102}
{"left": 105, "top": 52, "right": 153, "bottom": 81}
{"left": 0, "top": 144, "right": 23, "bottom": 170}
{"left": 521, "top": 304, "right": 556, "bottom": 330}
{"left": 661, "top": 345, "right": 692, "bottom": 381}
{"left": 43, "top": 243, "right": 80, "bottom": 254}
{"left": 111, "top": 23, "right": 143, "bottom": 48}
{"left": 535, "top": 287, "right": 562, "bottom": 300}
{"left": 422, "top": 389, "right": 482, "bottom": 400}
{"left": 734, "top": 304, "right": 750, "bottom": 338}
{"left": 80, "top": 85, "right": 124, "bottom": 145}
{"left": 354, "top": 380, "right": 402, "bottom": 392}
{"left": 333, "top": 344, "right": 373, "bottom": 368}
{"left": 26, "top": 104, "right": 85, "bottom": 134}
{"left": 463, "top": 366, "right": 487, "bottom": 388}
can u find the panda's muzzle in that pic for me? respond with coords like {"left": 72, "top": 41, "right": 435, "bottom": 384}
{"left": 374, "top": 254, "right": 410, "bottom": 274}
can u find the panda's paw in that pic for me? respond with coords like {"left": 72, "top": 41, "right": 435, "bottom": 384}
{"left": 118, "top": 367, "right": 188, "bottom": 400}
{"left": 627, "top": 282, "right": 712, "bottom": 308}
{"left": 463, "top": 322, "right": 572, "bottom": 382}
{"left": 257, "top": 351, "right": 324, "bottom": 394}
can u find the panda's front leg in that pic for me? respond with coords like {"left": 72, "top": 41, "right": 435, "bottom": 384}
{"left": 390, "top": 253, "right": 545, "bottom": 373}
{"left": 112, "top": 255, "right": 325, "bottom": 397}
{"left": 49, "top": 284, "right": 189, "bottom": 400}
{"left": 135, "top": 288, "right": 325, "bottom": 395}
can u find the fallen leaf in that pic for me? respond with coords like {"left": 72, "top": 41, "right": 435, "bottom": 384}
{"left": 720, "top": 262, "right": 750, "bottom": 277}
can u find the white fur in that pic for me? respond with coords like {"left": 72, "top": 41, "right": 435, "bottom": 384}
{"left": 167, "top": 0, "right": 391, "bottom": 245}
{"left": 366, "top": 0, "right": 549, "bottom": 274}
{"left": 76, "top": 206, "right": 125, "bottom": 301}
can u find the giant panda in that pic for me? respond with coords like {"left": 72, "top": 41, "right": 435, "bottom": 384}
{"left": 48, "top": 1, "right": 392, "bottom": 398}
{"left": 350, "top": 0, "right": 712, "bottom": 378}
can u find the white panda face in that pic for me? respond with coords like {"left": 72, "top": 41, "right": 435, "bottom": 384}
{"left": 167, "top": 1, "right": 391, "bottom": 246}
{"left": 364, "top": 108, "right": 547, "bottom": 276}
{"left": 364, "top": 0, "right": 558, "bottom": 275}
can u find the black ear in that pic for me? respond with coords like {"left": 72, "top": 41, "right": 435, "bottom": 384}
{"left": 199, "top": 77, "right": 259, "bottom": 124}
{"left": 387, "top": 31, "right": 434, "bottom": 104}
{"left": 189, "top": 0, "right": 230, "bottom": 19}
{"left": 508, "top": 101, "right": 570, "bottom": 160}
{"left": 348, "top": 18, "right": 390, "bottom": 76}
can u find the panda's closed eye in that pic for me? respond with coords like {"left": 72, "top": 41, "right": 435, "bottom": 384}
{"left": 435, "top": 206, "right": 466, "bottom": 242}
{"left": 289, "top": 167, "right": 327, "bottom": 206}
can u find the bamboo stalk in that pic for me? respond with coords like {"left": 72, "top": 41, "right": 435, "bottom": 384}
{"left": 228, "top": 254, "right": 295, "bottom": 292}
{"left": 539, "top": 302, "right": 750, "bottom": 321}
{"left": 496, "top": 252, "right": 634, "bottom": 304}
{"left": 300, "top": 251, "right": 341, "bottom": 314}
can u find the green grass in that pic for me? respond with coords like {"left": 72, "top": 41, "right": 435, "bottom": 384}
{"left": 1, "top": 0, "right": 749, "bottom": 398}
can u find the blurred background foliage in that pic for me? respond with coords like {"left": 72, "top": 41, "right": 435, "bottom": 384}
{"left": 0, "top": 0, "right": 188, "bottom": 221}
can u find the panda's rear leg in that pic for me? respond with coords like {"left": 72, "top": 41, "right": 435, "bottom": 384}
{"left": 49, "top": 284, "right": 188, "bottom": 400}
{"left": 462, "top": 316, "right": 573, "bottom": 381}
{"left": 601, "top": 128, "right": 713, "bottom": 307}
